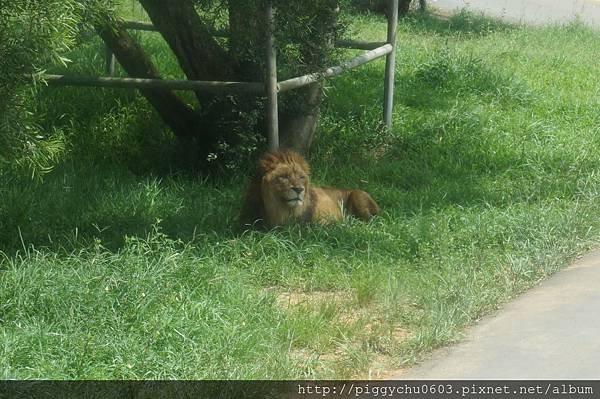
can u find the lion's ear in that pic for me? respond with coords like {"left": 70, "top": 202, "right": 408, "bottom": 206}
{"left": 297, "top": 156, "right": 311, "bottom": 176}
{"left": 257, "top": 152, "right": 279, "bottom": 175}
{"left": 256, "top": 149, "right": 311, "bottom": 176}
{"left": 284, "top": 150, "right": 311, "bottom": 175}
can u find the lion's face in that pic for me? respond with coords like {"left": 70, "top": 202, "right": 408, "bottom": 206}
{"left": 263, "top": 164, "right": 309, "bottom": 208}
{"left": 253, "top": 150, "right": 312, "bottom": 226}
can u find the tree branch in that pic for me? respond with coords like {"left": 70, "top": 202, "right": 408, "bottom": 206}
{"left": 96, "top": 19, "right": 200, "bottom": 140}
{"left": 138, "top": 0, "right": 235, "bottom": 83}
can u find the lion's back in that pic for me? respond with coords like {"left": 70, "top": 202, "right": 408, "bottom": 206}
{"left": 310, "top": 186, "right": 345, "bottom": 223}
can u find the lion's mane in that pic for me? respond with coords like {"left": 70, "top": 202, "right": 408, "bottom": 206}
{"left": 239, "top": 150, "right": 379, "bottom": 230}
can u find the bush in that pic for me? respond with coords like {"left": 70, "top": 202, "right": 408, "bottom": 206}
{"left": 0, "top": 1, "right": 86, "bottom": 174}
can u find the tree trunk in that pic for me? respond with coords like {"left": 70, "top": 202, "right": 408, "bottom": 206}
{"left": 138, "top": 0, "right": 236, "bottom": 127}
{"left": 138, "top": 0, "right": 234, "bottom": 84}
{"left": 228, "top": 1, "right": 263, "bottom": 80}
{"left": 225, "top": 1, "right": 334, "bottom": 154}
{"left": 139, "top": 0, "right": 267, "bottom": 152}
{"left": 399, "top": 0, "right": 412, "bottom": 15}
{"left": 279, "top": 83, "right": 323, "bottom": 155}
{"left": 97, "top": 1, "right": 342, "bottom": 162}
{"left": 96, "top": 20, "right": 200, "bottom": 140}
{"left": 278, "top": 1, "right": 339, "bottom": 154}
{"left": 356, "top": 0, "right": 413, "bottom": 16}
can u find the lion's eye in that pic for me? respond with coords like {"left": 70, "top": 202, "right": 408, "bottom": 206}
{"left": 299, "top": 175, "right": 306, "bottom": 180}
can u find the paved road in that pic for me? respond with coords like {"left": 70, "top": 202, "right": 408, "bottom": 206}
{"left": 395, "top": 251, "right": 600, "bottom": 379}
{"left": 431, "top": 0, "right": 600, "bottom": 27}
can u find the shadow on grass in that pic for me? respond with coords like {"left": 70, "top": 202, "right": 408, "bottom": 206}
{"left": 0, "top": 162, "right": 240, "bottom": 255}
{"left": 0, "top": 9, "right": 580, "bottom": 257}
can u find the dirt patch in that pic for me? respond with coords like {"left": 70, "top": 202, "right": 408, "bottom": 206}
{"left": 366, "top": 354, "right": 409, "bottom": 379}
{"left": 270, "top": 289, "right": 352, "bottom": 309}
{"left": 268, "top": 287, "right": 413, "bottom": 379}
{"left": 392, "top": 326, "right": 410, "bottom": 342}
{"left": 290, "top": 348, "right": 345, "bottom": 363}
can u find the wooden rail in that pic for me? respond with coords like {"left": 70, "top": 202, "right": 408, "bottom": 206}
{"left": 46, "top": 1, "right": 400, "bottom": 149}
{"left": 278, "top": 44, "right": 393, "bottom": 92}
{"left": 44, "top": 75, "right": 265, "bottom": 93}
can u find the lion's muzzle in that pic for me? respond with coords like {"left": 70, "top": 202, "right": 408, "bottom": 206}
{"left": 285, "top": 186, "right": 305, "bottom": 207}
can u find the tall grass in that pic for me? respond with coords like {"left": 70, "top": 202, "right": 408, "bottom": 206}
{"left": 2, "top": 10, "right": 600, "bottom": 378}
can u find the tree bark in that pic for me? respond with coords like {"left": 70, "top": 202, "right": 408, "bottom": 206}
{"left": 356, "top": 0, "right": 413, "bottom": 16}
{"left": 279, "top": 1, "right": 339, "bottom": 154}
{"left": 225, "top": 1, "right": 327, "bottom": 154}
{"left": 138, "top": 0, "right": 234, "bottom": 83}
{"left": 96, "top": 20, "right": 200, "bottom": 140}
{"left": 279, "top": 83, "right": 323, "bottom": 155}
{"left": 138, "top": 0, "right": 236, "bottom": 121}
{"left": 139, "top": 0, "right": 257, "bottom": 149}
{"left": 97, "top": 1, "right": 342, "bottom": 159}
{"left": 228, "top": 1, "right": 263, "bottom": 80}
{"left": 399, "top": 0, "right": 412, "bottom": 15}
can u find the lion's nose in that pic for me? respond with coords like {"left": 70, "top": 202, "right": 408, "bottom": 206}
{"left": 292, "top": 186, "right": 304, "bottom": 195}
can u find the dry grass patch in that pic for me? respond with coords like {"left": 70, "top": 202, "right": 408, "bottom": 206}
{"left": 272, "top": 289, "right": 352, "bottom": 309}
{"left": 267, "top": 287, "right": 413, "bottom": 378}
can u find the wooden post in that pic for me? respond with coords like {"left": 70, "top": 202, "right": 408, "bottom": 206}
{"left": 383, "top": 0, "right": 398, "bottom": 129}
{"left": 265, "top": 3, "right": 279, "bottom": 151}
{"left": 105, "top": 45, "right": 116, "bottom": 77}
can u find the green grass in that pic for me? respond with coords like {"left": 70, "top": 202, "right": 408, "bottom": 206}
{"left": 3, "top": 10, "right": 600, "bottom": 378}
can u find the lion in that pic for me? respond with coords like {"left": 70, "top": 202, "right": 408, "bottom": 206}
{"left": 239, "top": 149, "right": 379, "bottom": 230}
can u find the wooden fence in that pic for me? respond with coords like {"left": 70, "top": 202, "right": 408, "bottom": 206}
{"left": 45, "top": 0, "right": 400, "bottom": 151}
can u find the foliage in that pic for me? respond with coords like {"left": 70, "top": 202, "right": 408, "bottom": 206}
{"left": 191, "top": 0, "right": 346, "bottom": 72}
{"left": 0, "top": 0, "right": 84, "bottom": 173}
{"left": 0, "top": 0, "right": 121, "bottom": 174}
{"left": 0, "top": 0, "right": 351, "bottom": 173}
{"left": 200, "top": 0, "right": 348, "bottom": 168}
